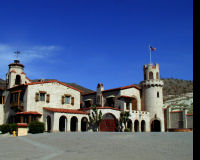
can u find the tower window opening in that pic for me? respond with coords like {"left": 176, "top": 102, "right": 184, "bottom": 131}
{"left": 15, "top": 75, "right": 21, "bottom": 85}
{"left": 144, "top": 73, "right": 146, "bottom": 80}
{"left": 156, "top": 72, "right": 159, "bottom": 79}
{"left": 157, "top": 92, "right": 159, "bottom": 98}
{"left": 149, "top": 72, "right": 153, "bottom": 80}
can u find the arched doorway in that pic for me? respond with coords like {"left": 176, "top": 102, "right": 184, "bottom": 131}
{"left": 81, "top": 117, "right": 88, "bottom": 131}
{"left": 134, "top": 120, "right": 139, "bottom": 132}
{"left": 141, "top": 120, "right": 146, "bottom": 132}
{"left": 127, "top": 119, "right": 132, "bottom": 131}
{"left": 151, "top": 119, "right": 161, "bottom": 132}
{"left": 46, "top": 116, "right": 51, "bottom": 132}
{"left": 71, "top": 116, "right": 78, "bottom": 132}
{"left": 59, "top": 116, "right": 66, "bottom": 132}
{"left": 100, "top": 113, "right": 117, "bottom": 132}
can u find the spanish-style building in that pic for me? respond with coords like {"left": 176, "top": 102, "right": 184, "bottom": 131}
{"left": 0, "top": 59, "right": 192, "bottom": 132}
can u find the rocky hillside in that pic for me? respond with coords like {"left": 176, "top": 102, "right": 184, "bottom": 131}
{"left": 162, "top": 78, "right": 193, "bottom": 99}
{"left": 161, "top": 78, "right": 193, "bottom": 114}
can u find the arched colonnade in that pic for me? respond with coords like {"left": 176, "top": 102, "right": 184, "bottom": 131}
{"left": 46, "top": 115, "right": 89, "bottom": 132}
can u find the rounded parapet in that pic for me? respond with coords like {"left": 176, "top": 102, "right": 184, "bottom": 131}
{"left": 141, "top": 79, "right": 164, "bottom": 87}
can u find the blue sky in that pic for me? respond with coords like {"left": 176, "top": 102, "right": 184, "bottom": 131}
{"left": 0, "top": 0, "right": 193, "bottom": 90}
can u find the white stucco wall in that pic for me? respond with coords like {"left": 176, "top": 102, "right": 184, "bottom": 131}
{"left": 25, "top": 82, "right": 81, "bottom": 122}
{"left": 120, "top": 88, "right": 141, "bottom": 111}
{"left": 0, "top": 104, "right": 4, "bottom": 125}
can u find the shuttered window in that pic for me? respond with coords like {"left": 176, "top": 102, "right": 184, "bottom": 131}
{"left": 71, "top": 97, "right": 74, "bottom": 105}
{"left": 62, "top": 96, "right": 65, "bottom": 104}
{"left": 35, "top": 93, "right": 39, "bottom": 102}
{"left": 46, "top": 94, "right": 50, "bottom": 103}
{"left": 65, "top": 96, "right": 70, "bottom": 104}
{"left": 40, "top": 93, "right": 45, "bottom": 101}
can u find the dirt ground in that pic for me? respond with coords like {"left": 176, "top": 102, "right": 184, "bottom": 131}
{"left": 0, "top": 132, "right": 193, "bottom": 160}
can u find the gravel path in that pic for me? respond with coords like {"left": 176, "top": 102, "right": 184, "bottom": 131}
{"left": 0, "top": 132, "right": 193, "bottom": 160}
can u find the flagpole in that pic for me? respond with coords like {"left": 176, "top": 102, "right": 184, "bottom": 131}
{"left": 149, "top": 45, "right": 152, "bottom": 64}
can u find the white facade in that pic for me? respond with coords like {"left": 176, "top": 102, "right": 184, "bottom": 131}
{"left": 1, "top": 60, "right": 183, "bottom": 132}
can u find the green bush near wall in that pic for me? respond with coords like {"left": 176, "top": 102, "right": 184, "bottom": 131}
{"left": 28, "top": 121, "right": 45, "bottom": 134}
{"left": 0, "top": 123, "right": 18, "bottom": 134}
{"left": 0, "top": 124, "right": 10, "bottom": 134}
{"left": 9, "top": 123, "right": 17, "bottom": 134}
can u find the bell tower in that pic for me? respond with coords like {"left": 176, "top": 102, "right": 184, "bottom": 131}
{"left": 6, "top": 51, "right": 30, "bottom": 89}
{"left": 142, "top": 63, "right": 165, "bottom": 132}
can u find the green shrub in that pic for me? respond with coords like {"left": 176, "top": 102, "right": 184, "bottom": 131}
{"left": 0, "top": 124, "right": 9, "bottom": 134}
{"left": 9, "top": 123, "right": 17, "bottom": 134}
{"left": 29, "top": 121, "right": 45, "bottom": 134}
{"left": 124, "top": 128, "right": 131, "bottom": 132}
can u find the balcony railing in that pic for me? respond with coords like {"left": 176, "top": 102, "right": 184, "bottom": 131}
{"left": 11, "top": 101, "right": 24, "bottom": 108}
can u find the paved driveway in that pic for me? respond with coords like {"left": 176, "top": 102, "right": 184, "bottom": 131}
{"left": 0, "top": 132, "right": 193, "bottom": 160}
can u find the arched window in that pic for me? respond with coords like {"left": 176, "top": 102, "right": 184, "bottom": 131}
{"left": 15, "top": 75, "right": 21, "bottom": 85}
{"left": 149, "top": 72, "right": 153, "bottom": 80}
{"left": 156, "top": 72, "right": 159, "bottom": 79}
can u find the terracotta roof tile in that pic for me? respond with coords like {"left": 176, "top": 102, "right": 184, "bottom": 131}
{"left": 17, "top": 123, "right": 28, "bottom": 127}
{"left": 170, "top": 111, "right": 183, "bottom": 113}
{"left": 43, "top": 107, "right": 88, "bottom": 114}
{"left": 103, "top": 84, "right": 141, "bottom": 92}
{"left": 16, "top": 111, "right": 42, "bottom": 115}
{"left": 80, "top": 106, "right": 122, "bottom": 111}
{"left": 25, "top": 80, "right": 83, "bottom": 93}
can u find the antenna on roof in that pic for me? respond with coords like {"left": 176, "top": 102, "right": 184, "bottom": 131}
{"left": 14, "top": 50, "right": 21, "bottom": 60}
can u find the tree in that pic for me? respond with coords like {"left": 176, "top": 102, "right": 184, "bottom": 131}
{"left": 89, "top": 105, "right": 103, "bottom": 131}
{"left": 119, "top": 111, "right": 131, "bottom": 132}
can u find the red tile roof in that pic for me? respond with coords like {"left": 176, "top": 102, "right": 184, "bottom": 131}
{"left": 25, "top": 80, "right": 83, "bottom": 93}
{"left": 82, "top": 84, "right": 141, "bottom": 96}
{"left": 118, "top": 95, "right": 135, "bottom": 99}
{"left": 186, "top": 114, "right": 193, "bottom": 116}
{"left": 82, "top": 92, "right": 96, "bottom": 96}
{"left": 17, "top": 123, "right": 28, "bottom": 127}
{"left": 43, "top": 107, "right": 88, "bottom": 114}
{"left": 16, "top": 111, "right": 42, "bottom": 115}
{"left": 80, "top": 106, "right": 122, "bottom": 111}
{"left": 9, "top": 63, "right": 24, "bottom": 68}
{"left": 10, "top": 70, "right": 16, "bottom": 73}
{"left": 170, "top": 111, "right": 183, "bottom": 113}
{"left": 11, "top": 90, "right": 23, "bottom": 94}
{"left": 103, "top": 84, "right": 141, "bottom": 92}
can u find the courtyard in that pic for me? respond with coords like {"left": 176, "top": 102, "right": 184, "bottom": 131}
{"left": 0, "top": 132, "right": 193, "bottom": 160}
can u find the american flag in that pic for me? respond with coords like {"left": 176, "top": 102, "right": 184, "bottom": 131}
{"left": 150, "top": 46, "right": 156, "bottom": 51}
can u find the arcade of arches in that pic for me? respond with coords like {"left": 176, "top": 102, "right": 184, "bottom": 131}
{"left": 46, "top": 115, "right": 152, "bottom": 132}
{"left": 46, "top": 115, "right": 89, "bottom": 132}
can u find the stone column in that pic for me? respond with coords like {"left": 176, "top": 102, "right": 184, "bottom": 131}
{"left": 183, "top": 109, "right": 188, "bottom": 128}
{"left": 28, "top": 115, "right": 31, "bottom": 123}
{"left": 123, "top": 102, "right": 126, "bottom": 111}
{"left": 167, "top": 107, "right": 171, "bottom": 130}
{"left": 20, "top": 116, "right": 23, "bottom": 123}
{"left": 65, "top": 118, "right": 67, "bottom": 132}
{"left": 138, "top": 121, "right": 141, "bottom": 132}
{"left": 66, "top": 117, "right": 71, "bottom": 132}
{"left": 77, "top": 119, "right": 81, "bottom": 132}
{"left": 129, "top": 103, "right": 132, "bottom": 114}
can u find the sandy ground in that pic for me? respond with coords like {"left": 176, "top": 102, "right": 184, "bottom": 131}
{"left": 0, "top": 132, "right": 193, "bottom": 160}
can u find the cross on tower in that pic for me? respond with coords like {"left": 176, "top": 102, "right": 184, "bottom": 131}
{"left": 14, "top": 50, "right": 21, "bottom": 60}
